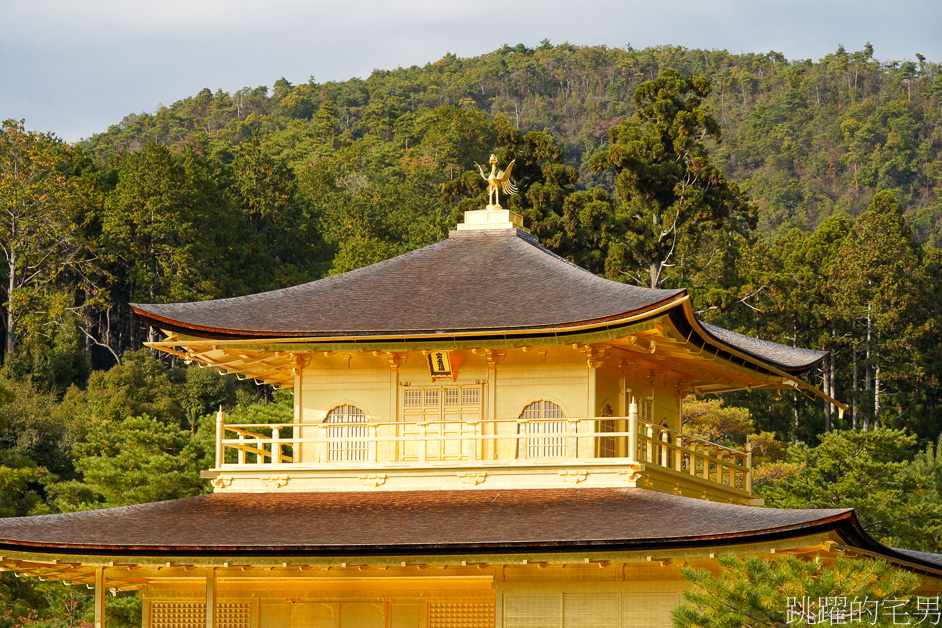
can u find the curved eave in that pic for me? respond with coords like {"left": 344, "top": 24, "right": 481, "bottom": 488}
{"left": 0, "top": 501, "right": 937, "bottom": 577}
{"left": 135, "top": 294, "right": 826, "bottom": 377}
{"left": 667, "top": 303, "right": 846, "bottom": 411}
{"left": 666, "top": 305, "right": 824, "bottom": 376}
{"left": 142, "top": 294, "right": 842, "bottom": 409}
{"left": 0, "top": 513, "right": 853, "bottom": 557}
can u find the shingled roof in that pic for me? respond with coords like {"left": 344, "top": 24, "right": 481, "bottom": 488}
{"left": 2, "top": 488, "right": 936, "bottom": 572}
{"left": 132, "top": 228, "right": 826, "bottom": 373}
{"left": 133, "top": 229, "right": 684, "bottom": 338}
{"left": 0, "top": 488, "right": 862, "bottom": 556}
{"left": 700, "top": 322, "right": 827, "bottom": 371}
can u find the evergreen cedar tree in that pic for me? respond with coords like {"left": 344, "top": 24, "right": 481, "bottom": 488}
{"left": 590, "top": 69, "right": 757, "bottom": 289}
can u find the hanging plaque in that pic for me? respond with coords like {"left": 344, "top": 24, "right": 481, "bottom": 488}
{"left": 427, "top": 350, "right": 452, "bottom": 379}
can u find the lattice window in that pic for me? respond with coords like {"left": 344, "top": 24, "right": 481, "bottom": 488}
{"left": 520, "top": 400, "right": 567, "bottom": 458}
{"left": 325, "top": 405, "right": 368, "bottom": 462}
{"left": 462, "top": 387, "right": 480, "bottom": 406}
{"left": 631, "top": 395, "right": 653, "bottom": 423}
{"left": 597, "top": 403, "right": 616, "bottom": 458}
{"left": 402, "top": 386, "right": 482, "bottom": 422}
{"left": 444, "top": 387, "right": 461, "bottom": 407}
{"left": 428, "top": 602, "right": 495, "bottom": 628}
{"left": 404, "top": 389, "right": 423, "bottom": 408}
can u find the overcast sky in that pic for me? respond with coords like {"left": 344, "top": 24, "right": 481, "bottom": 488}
{"left": 2, "top": 0, "right": 940, "bottom": 143}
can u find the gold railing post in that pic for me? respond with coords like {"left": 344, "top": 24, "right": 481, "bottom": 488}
{"left": 237, "top": 434, "right": 245, "bottom": 465}
{"left": 317, "top": 424, "right": 326, "bottom": 463}
{"left": 567, "top": 418, "right": 579, "bottom": 459}
{"left": 272, "top": 427, "right": 280, "bottom": 464}
{"left": 659, "top": 428, "right": 668, "bottom": 467}
{"left": 627, "top": 398, "right": 638, "bottom": 464}
{"left": 370, "top": 425, "right": 378, "bottom": 462}
{"left": 214, "top": 407, "right": 224, "bottom": 469}
{"left": 419, "top": 423, "right": 428, "bottom": 462}
{"left": 518, "top": 420, "right": 529, "bottom": 460}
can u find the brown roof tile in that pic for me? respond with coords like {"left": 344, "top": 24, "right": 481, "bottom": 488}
{"left": 132, "top": 230, "right": 685, "bottom": 337}
{"left": 0, "top": 488, "right": 851, "bottom": 555}
{"left": 700, "top": 322, "right": 827, "bottom": 370}
{"left": 132, "top": 228, "right": 827, "bottom": 373}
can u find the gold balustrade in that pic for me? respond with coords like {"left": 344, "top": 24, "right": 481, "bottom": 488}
{"left": 211, "top": 408, "right": 752, "bottom": 493}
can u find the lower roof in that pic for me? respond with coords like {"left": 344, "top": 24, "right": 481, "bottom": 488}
{"left": 0, "top": 488, "right": 922, "bottom": 565}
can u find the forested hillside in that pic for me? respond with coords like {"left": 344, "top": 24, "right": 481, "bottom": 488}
{"left": 2, "top": 42, "right": 942, "bottom": 624}
{"left": 84, "top": 42, "right": 942, "bottom": 242}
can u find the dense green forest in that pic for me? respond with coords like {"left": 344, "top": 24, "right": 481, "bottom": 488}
{"left": 2, "top": 42, "right": 942, "bottom": 624}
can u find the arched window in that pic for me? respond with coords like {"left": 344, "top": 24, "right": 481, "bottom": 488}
{"left": 519, "top": 400, "right": 566, "bottom": 458}
{"left": 325, "top": 405, "right": 368, "bottom": 462}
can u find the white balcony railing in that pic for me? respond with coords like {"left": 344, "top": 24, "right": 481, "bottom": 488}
{"left": 211, "top": 403, "right": 753, "bottom": 493}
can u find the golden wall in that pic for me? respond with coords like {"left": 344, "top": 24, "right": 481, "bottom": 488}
{"left": 293, "top": 346, "right": 683, "bottom": 465}
{"left": 140, "top": 564, "right": 686, "bottom": 628}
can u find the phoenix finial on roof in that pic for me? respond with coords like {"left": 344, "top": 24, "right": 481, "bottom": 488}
{"left": 475, "top": 154, "right": 518, "bottom": 209}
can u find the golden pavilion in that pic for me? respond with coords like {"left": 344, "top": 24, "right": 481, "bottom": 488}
{"left": 0, "top": 202, "right": 939, "bottom": 627}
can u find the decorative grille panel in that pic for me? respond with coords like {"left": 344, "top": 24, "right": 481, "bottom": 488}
{"left": 151, "top": 602, "right": 251, "bottom": 628}
{"left": 216, "top": 602, "right": 251, "bottom": 628}
{"left": 504, "top": 593, "right": 562, "bottom": 628}
{"left": 425, "top": 388, "right": 440, "bottom": 407}
{"left": 428, "top": 602, "right": 495, "bottom": 628}
{"left": 151, "top": 602, "right": 204, "bottom": 628}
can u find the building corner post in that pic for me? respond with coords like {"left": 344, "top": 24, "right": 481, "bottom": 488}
{"left": 215, "top": 407, "right": 224, "bottom": 469}
{"left": 205, "top": 567, "right": 217, "bottom": 628}
{"left": 94, "top": 566, "right": 106, "bottom": 628}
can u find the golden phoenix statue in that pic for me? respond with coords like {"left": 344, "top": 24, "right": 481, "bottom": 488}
{"left": 475, "top": 154, "right": 517, "bottom": 208}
